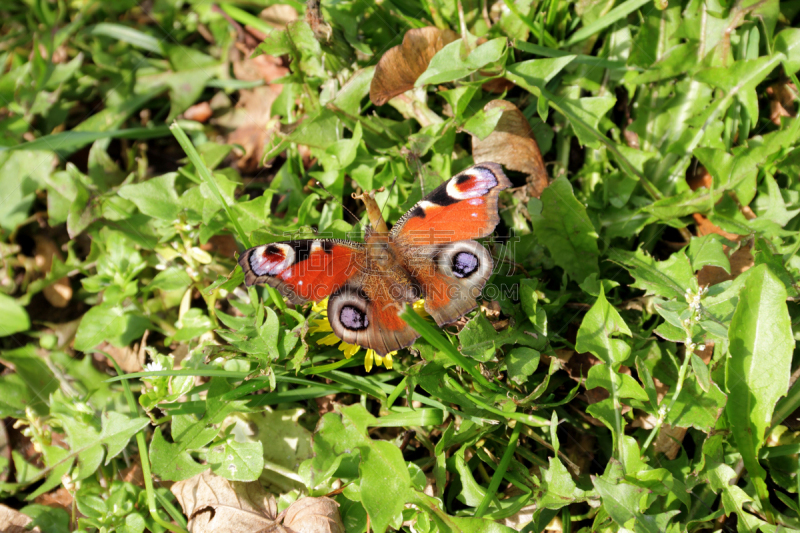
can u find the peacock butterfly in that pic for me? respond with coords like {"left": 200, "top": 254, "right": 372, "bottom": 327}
{"left": 238, "top": 163, "right": 511, "bottom": 355}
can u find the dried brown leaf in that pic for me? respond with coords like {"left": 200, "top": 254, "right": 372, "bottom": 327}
{"left": 260, "top": 5, "right": 299, "bottom": 28}
{"left": 173, "top": 471, "right": 344, "bottom": 533}
{"left": 370, "top": 27, "right": 457, "bottom": 106}
{"left": 654, "top": 423, "right": 686, "bottom": 460}
{"left": 0, "top": 504, "right": 41, "bottom": 533}
{"left": 282, "top": 497, "right": 344, "bottom": 533}
{"left": 471, "top": 100, "right": 549, "bottom": 198}
{"left": 172, "top": 470, "right": 281, "bottom": 533}
{"left": 184, "top": 102, "right": 213, "bottom": 123}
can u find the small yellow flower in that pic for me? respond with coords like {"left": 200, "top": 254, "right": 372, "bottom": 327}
{"left": 339, "top": 342, "right": 360, "bottom": 359}
{"left": 364, "top": 349, "right": 396, "bottom": 372}
{"left": 317, "top": 333, "right": 341, "bottom": 346}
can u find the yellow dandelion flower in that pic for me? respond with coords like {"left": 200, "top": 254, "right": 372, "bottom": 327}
{"left": 339, "top": 342, "right": 360, "bottom": 359}
{"left": 364, "top": 349, "right": 396, "bottom": 372}
{"left": 309, "top": 318, "right": 332, "bottom": 334}
{"left": 318, "top": 332, "right": 341, "bottom": 346}
{"left": 312, "top": 297, "right": 329, "bottom": 315}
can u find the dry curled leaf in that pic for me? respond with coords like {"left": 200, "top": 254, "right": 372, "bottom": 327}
{"left": 370, "top": 27, "right": 457, "bottom": 106}
{"left": 184, "top": 102, "right": 213, "bottom": 123}
{"left": 173, "top": 470, "right": 344, "bottom": 533}
{"left": 471, "top": 100, "right": 549, "bottom": 198}
{"left": 282, "top": 496, "right": 344, "bottom": 533}
{"left": 0, "top": 504, "right": 41, "bottom": 533}
{"left": 172, "top": 470, "right": 280, "bottom": 533}
{"left": 260, "top": 5, "right": 299, "bottom": 28}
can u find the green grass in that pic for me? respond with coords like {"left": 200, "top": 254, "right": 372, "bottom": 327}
{"left": 1, "top": 1, "right": 800, "bottom": 532}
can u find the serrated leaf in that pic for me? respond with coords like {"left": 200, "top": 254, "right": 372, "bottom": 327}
{"left": 576, "top": 287, "right": 631, "bottom": 366}
{"left": 530, "top": 175, "right": 599, "bottom": 282}
{"left": 607, "top": 248, "right": 696, "bottom": 300}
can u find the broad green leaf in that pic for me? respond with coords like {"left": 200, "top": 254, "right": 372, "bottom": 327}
{"left": 0, "top": 294, "right": 30, "bottom": 337}
{"left": 607, "top": 248, "right": 696, "bottom": 300}
{"left": 775, "top": 28, "right": 800, "bottom": 75}
{"left": 575, "top": 287, "right": 632, "bottom": 366}
{"left": 687, "top": 234, "right": 731, "bottom": 273}
{"left": 586, "top": 365, "right": 648, "bottom": 401}
{"left": 416, "top": 38, "right": 507, "bottom": 86}
{"left": 538, "top": 454, "right": 583, "bottom": 510}
{"left": 118, "top": 174, "right": 182, "bottom": 221}
{"left": 505, "top": 347, "right": 540, "bottom": 386}
{"left": 74, "top": 303, "right": 150, "bottom": 352}
{"left": 529, "top": 176, "right": 600, "bottom": 282}
{"left": 360, "top": 440, "right": 412, "bottom": 533}
{"left": 208, "top": 439, "right": 264, "bottom": 481}
{"left": 726, "top": 264, "right": 794, "bottom": 504}
{"left": 505, "top": 56, "right": 576, "bottom": 96}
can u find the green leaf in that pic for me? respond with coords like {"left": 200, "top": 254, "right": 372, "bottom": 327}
{"left": 575, "top": 287, "right": 632, "bottom": 366}
{"left": 687, "top": 234, "right": 731, "bottom": 273}
{"left": 416, "top": 38, "right": 507, "bottom": 86}
{"left": 208, "top": 439, "right": 264, "bottom": 481}
{"left": 775, "top": 28, "right": 800, "bottom": 75}
{"left": 0, "top": 294, "right": 30, "bottom": 337}
{"left": 529, "top": 175, "right": 600, "bottom": 283}
{"left": 74, "top": 303, "right": 150, "bottom": 352}
{"left": 360, "top": 440, "right": 412, "bottom": 533}
{"left": 726, "top": 264, "right": 795, "bottom": 507}
{"left": 607, "top": 248, "right": 696, "bottom": 300}
{"left": 505, "top": 56, "right": 576, "bottom": 95}
{"left": 586, "top": 365, "right": 648, "bottom": 401}
{"left": 118, "top": 173, "right": 182, "bottom": 221}
{"left": 505, "top": 347, "right": 540, "bottom": 386}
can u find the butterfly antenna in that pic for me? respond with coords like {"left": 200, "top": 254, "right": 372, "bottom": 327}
{"left": 310, "top": 180, "right": 365, "bottom": 231}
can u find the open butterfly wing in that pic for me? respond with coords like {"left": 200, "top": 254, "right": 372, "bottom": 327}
{"left": 239, "top": 240, "right": 365, "bottom": 304}
{"left": 391, "top": 163, "right": 511, "bottom": 246}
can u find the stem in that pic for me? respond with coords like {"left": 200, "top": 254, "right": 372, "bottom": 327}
{"left": 642, "top": 346, "right": 692, "bottom": 452}
{"left": 609, "top": 364, "right": 623, "bottom": 458}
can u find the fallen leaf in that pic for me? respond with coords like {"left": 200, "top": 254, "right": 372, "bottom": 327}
{"left": 767, "top": 80, "right": 796, "bottom": 126}
{"left": 173, "top": 470, "right": 345, "bottom": 533}
{"left": 233, "top": 52, "right": 289, "bottom": 85}
{"left": 33, "top": 235, "right": 72, "bottom": 308}
{"left": 471, "top": 100, "right": 549, "bottom": 198}
{"left": 370, "top": 27, "right": 457, "bottom": 106}
{"left": 0, "top": 504, "right": 41, "bottom": 533}
{"left": 281, "top": 497, "right": 344, "bottom": 533}
{"left": 33, "top": 486, "right": 73, "bottom": 512}
{"left": 260, "top": 5, "right": 299, "bottom": 28}
{"left": 184, "top": 102, "right": 213, "bottom": 123}
{"left": 172, "top": 470, "right": 281, "bottom": 533}
{"left": 654, "top": 423, "right": 686, "bottom": 460}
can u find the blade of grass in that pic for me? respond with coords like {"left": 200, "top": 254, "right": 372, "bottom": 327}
{"left": 564, "top": 0, "right": 651, "bottom": 46}
{"left": 399, "top": 305, "right": 499, "bottom": 392}
{"left": 87, "top": 23, "right": 163, "bottom": 54}
{"left": 474, "top": 423, "right": 522, "bottom": 517}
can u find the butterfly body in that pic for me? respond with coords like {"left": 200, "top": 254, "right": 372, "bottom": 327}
{"left": 239, "top": 163, "right": 511, "bottom": 355}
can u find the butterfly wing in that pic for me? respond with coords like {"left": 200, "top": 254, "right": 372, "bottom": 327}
{"left": 239, "top": 239, "right": 365, "bottom": 304}
{"left": 390, "top": 162, "right": 511, "bottom": 246}
{"left": 397, "top": 240, "right": 493, "bottom": 326}
{"left": 327, "top": 282, "right": 420, "bottom": 356}
{"left": 391, "top": 163, "right": 509, "bottom": 326}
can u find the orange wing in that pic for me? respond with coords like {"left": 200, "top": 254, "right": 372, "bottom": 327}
{"left": 238, "top": 240, "right": 365, "bottom": 304}
{"left": 391, "top": 163, "right": 511, "bottom": 246}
